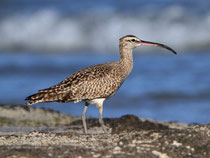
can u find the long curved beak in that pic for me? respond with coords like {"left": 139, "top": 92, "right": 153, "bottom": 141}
{"left": 140, "top": 40, "right": 177, "bottom": 54}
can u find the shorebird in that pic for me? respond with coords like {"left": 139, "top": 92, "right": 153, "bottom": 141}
{"left": 25, "top": 35, "right": 176, "bottom": 134}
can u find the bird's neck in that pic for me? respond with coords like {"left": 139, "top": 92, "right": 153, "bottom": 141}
{"left": 119, "top": 47, "right": 134, "bottom": 76}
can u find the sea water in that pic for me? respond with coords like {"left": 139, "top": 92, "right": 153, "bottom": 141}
{"left": 0, "top": 52, "right": 209, "bottom": 124}
{"left": 0, "top": 0, "right": 209, "bottom": 124}
{"left": 0, "top": 0, "right": 210, "bottom": 52}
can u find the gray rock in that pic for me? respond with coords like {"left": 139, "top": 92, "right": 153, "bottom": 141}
{"left": 0, "top": 105, "right": 209, "bottom": 158}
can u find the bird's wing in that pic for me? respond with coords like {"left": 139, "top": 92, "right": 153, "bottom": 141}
{"left": 38, "top": 62, "right": 120, "bottom": 101}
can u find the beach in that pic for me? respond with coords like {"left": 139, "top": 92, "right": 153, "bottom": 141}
{"left": 0, "top": 105, "right": 209, "bottom": 158}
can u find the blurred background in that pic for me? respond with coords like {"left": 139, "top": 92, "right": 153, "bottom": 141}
{"left": 0, "top": 0, "right": 210, "bottom": 124}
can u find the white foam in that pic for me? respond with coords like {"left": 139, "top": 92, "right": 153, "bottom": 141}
{"left": 0, "top": 6, "right": 210, "bottom": 52}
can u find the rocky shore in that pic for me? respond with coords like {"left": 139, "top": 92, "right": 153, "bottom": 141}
{"left": 0, "top": 105, "right": 209, "bottom": 158}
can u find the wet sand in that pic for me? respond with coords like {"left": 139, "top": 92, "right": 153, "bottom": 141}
{"left": 0, "top": 105, "right": 209, "bottom": 158}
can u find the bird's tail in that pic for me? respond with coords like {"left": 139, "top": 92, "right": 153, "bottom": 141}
{"left": 25, "top": 99, "right": 42, "bottom": 106}
{"left": 25, "top": 92, "right": 65, "bottom": 106}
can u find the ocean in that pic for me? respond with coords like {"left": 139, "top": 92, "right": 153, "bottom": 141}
{"left": 0, "top": 52, "right": 210, "bottom": 124}
{"left": 0, "top": 0, "right": 209, "bottom": 124}
{"left": 0, "top": 0, "right": 210, "bottom": 52}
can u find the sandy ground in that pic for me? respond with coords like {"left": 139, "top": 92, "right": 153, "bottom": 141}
{"left": 0, "top": 105, "right": 209, "bottom": 158}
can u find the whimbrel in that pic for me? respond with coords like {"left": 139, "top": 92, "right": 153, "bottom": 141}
{"left": 25, "top": 35, "right": 176, "bottom": 133}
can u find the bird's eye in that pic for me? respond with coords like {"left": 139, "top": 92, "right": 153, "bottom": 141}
{"left": 131, "top": 39, "right": 136, "bottom": 42}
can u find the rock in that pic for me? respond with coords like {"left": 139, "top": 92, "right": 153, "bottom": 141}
{"left": 0, "top": 105, "right": 209, "bottom": 158}
{"left": 0, "top": 104, "right": 80, "bottom": 126}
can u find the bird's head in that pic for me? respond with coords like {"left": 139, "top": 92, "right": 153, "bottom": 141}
{"left": 119, "top": 35, "right": 177, "bottom": 54}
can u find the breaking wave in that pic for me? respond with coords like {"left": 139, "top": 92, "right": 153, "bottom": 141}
{"left": 0, "top": 1, "right": 210, "bottom": 53}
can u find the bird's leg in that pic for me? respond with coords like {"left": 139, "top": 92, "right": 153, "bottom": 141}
{"left": 82, "top": 102, "right": 89, "bottom": 134}
{"left": 96, "top": 102, "right": 107, "bottom": 133}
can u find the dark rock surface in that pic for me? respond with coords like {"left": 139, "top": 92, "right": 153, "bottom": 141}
{"left": 0, "top": 105, "right": 209, "bottom": 158}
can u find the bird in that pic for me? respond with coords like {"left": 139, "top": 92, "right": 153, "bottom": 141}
{"left": 25, "top": 35, "right": 176, "bottom": 134}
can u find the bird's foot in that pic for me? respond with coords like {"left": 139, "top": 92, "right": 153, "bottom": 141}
{"left": 101, "top": 124, "right": 109, "bottom": 133}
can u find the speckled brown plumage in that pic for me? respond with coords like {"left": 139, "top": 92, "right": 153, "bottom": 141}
{"left": 26, "top": 61, "right": 130, "bottom": 105}
{"left": 25, "top": 36, "right": 136, "bottom": 106}
{"left": 25, "top": 35, "right": 176, "bottom": 133}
